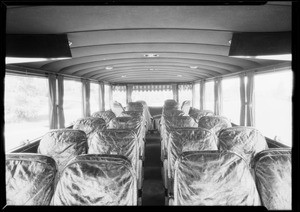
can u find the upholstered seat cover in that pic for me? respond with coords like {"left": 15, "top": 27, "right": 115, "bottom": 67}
{"left": 111, "top": 101, "right": 125, "bottom": 117}
{"left": 168, "top": 127, "right": 218, "bottom": 179}
{"left": 188, "top": 107, "right": 214, "bottom": 123}
{"left": 92, "top": 110, "right": 116, "bottom": 124}
{"left": 38, "top": 129, "right": 87, "bottom": 174}
{"left": 181, "top": 100, "right": 191, "bottom": 115}
{"left": 136, "top": 100, "right": 153, "bottom": 131}
{"left": 218, "top": 126, "right": 268, "bottom": 165}
{"left": 108, "top": 116, "right": 144, "bottom": 160}
{"left": 53, "top": 154, "right": 137, "bottom": 205}
{"left": 88, "top": 129, "right": 139, "bottom": 178}
{"left": 163, "top": 99, "right": 179, "bottom": 111}
{"left": 6, "top": 153, "right": 57, "bottom": 205}
{"left": 253, "top": 148, "right": 291, "bottom": 210}
{"left": 173, "top": 151, "right": 261, "bottom": 205}
{"left": 73, "top": 117, "right": 106, "bottom": 144}
{"left": 126, "top": 102, "right": 144, "bottom": 112}
{"left": 198, "top": 115, "right": 232, "bottom": 137}
{"left": 162, "top": 116, "right": 198, "bottom": 158}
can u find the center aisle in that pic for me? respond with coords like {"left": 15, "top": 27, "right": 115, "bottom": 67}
{"left": 142, "top": 130, "right": 165, "bottom": 205}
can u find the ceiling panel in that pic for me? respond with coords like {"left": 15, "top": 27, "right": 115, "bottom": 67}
{"left": 6, "top": 3, "right": 291, "bottom": 83}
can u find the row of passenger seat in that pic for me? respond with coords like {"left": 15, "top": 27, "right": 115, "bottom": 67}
{"left": 6, "top": 101, "right": 150, "bottom": 205}
{"left": 159, "top": 99, "right": 291, "bottom": 209}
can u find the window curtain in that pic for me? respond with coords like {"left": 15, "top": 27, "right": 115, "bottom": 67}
{"left": 246, "top": 71, "right": 255, "bottom": 126}
{"left": 99, "top": 82, "right": 105, "bottom": 111}
{"left": 240, "top": 73, "right": 246, "bottom": 126}
{"left": 192, "top": 83, "right": 196, "bottom": 108}
{"left": 82, "top": 79, "right": 91, "bottom": 117}
{"left": 214, "top": 78, "right": 222, "bottom": 115}
{"left": 200, "top": 80, "right": 205, "bottom": 110}
{"left": 108, "top": 84, "right": 113, "bottom": 109}
{"left": 48, "top": 74, "right": 57, "bottom": 129}
{"left": 57, "top": 75, "right": 65, "bottom": 128}
{"left": 126, "top": 84, "right": 133, "bottom": 104}
{"left": 172, "top": 84, "right": 178, "bottom": 102}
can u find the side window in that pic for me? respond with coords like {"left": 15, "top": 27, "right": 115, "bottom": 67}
{"left": 90, "top": 82, "right": 100, "bottom": 114}
{"left": 204, "top": 81, "right": 214, "bottom": 112}
{"left": 254, "top": 70, "right": 293, "bottom": 147}
{"left": 221, "top": 77, "right": 240, "bottom": 124}
{"left": 4, "top": 74, "right": 49, "bottom": 152}
{"left": 64, "top": 79, "right": 82, "bottom": 126}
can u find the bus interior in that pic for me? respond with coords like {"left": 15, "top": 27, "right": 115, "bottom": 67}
{"left": 2, "top": 1, "right": 295, "bottom": 208}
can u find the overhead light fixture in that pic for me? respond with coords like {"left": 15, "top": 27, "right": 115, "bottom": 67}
{"left": 5, "top": 57, "right": 71, "bottom": 64}
{"left": 121, "top": 75, "right": 127, "bottom": 78}
{"left": 105, "top": 66, "right": 113, "bottom": 70}
{"left": 149, "top": 68, "right": 156, "bottom": 71}
{"left": 68, "top": 40, "right": 72, "bottom": 46}
{"left": 189, "top": 66, "right": 198, "bottom": 69}
{"left": 177, "top": 75, "right": 182, "bottom": 77}
{"left": 231, "top": 54, "right": 291, "bottom": 61}
{"left": 144, "top": 54, "right": 159, "bottom": 58}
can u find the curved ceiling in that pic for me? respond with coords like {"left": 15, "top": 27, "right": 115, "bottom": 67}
{"left": 6, "top": 3, "right": 291, "bottom": 84}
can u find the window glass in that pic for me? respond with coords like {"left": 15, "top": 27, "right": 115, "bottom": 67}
{"left": 178, "top": 84, "right": 193, "bottom": 108}
{"left": 4, "top": 74, "right": 49, "bottom": 152}
{"left": 254, "top": 70, "right": 293, "bottom": 147}
{"left": 112, "top": 86, "right": 126, "bottom": 107}
{"left": 193, "top": 83, "right": 200, "bottom": 109}
{"left": 104, "top": 84, "right": 111, "bottom": 110}
{"left": 90, "top": 82, "right": 99, "bottom": 114}
{"left": 64, "top": 79, "right": 82, "bottom": 126}
{"left": 204, "top": 81, "right": 214, "bottom": 112}
{"left": 132, "top": 90, "right": 173, "bottom": 107}
{"left": 221, "top": 77, "right": 240, "bottom": 124}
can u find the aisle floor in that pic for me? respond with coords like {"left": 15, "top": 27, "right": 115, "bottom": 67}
{"left": 142, "top": 131, "right": 165, "bottom": 205}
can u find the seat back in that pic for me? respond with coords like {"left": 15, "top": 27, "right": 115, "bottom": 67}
{"left": 73, "top": 117, "right": 106, "bottom": 144}
{"left": 126, "top": 102, "right": 144, "bottom": 112}
{"left": 168, "top": 127, "right": 218, "bottom": 179}
{"left": 218, "top": 126, "right": 268, "bottom": 165}
{"left": 198, "top": 115, "right": 232, "bottom": 137}
{"left": 88, "top": 129, "right": 139, "bottom": 174}
{"left": 163, "top": 99, "right": 179, "bottom": 111}
{"left": 6, "top": 153, "right": 57, "bottom": 205}
{"left": 188, "top": 107, "right": 214, "bottom": 123}
{"left": 53, "top": 154, "right": 137, "bottom": 205}
{"left": 173, "top": 151, "right": 261, "bottom": 205}
{"left": 111, "top": 101, "right": 125, "bottom": 117}
{"left": 92, "top": 110, "right": 116, "bottom": 124}
{"left": 253, "top": 148, "right": 291, "bottom": 210}
{"left": 136, "top": 100, "right": 153, "bottom": 131}
{"left": 181, "top": 100, "right": 191, "bottom": 115}
{"left": 38, "top": 129, "right": 87, "bottom": 174}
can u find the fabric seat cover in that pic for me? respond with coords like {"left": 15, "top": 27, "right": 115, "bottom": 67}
{"left": 52, "top": 154, "right": 137, "bottom": 205}
{"left": 218, "top": 126, "right": 268, "bottom": 165}
{"left": 198, "top": 115, "right": 232, "bottom": 137}
{"left": 253, "top": 148, "right": 291, "bottom": 210}
{"left": 92, "top": 110, "right": 116, "bottom": 124}
{"left": 173, "top": 151, "right": 261, "bottom": 205}
{"left": 38, "top": 129, "right": 87, "bottom": 174}
{"left": 6, "top": 153, "right": 57, "bottom": 205}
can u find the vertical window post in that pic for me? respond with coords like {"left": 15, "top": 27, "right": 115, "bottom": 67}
{"left": 200, "top": 80, "right": 205, "bottom": 110}
{"left": 214, "top": 77, "right": 222, "bottom": 115}
{"left": 57, "top": 75, "right": 65, "bottom": 129}
{"left": 172, "top": 84, "right": 178, "bottom": 102}
{"left": 99, "top": 82, "right": 105, "bottom": 111}
{"left": 240, "top": 73, "right": 246, "bottom": 126}
{"left": 126, "top": 84, "right": 133, "bottom": 104}
{"left": 246, "top": 71, "right": 255, "bottom": 126}
{"left": 48, "top": 73, "right": 58, "bottom": 129}
{"left": 82, "top": 79, "right": 91, "bottom": 117}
